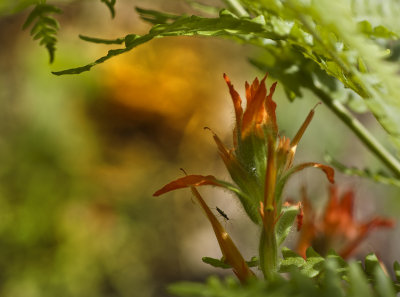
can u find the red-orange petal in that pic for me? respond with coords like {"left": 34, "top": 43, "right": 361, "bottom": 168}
{"left": 223, "top": 73, "right": 243, "bottom": 130}
{"left": 338, "top": 189, "right": 355, "bottom": 218}
{"left": 266, "top": 82, "right": 278, "bottom": 134}
{"left": 340, "top": 217, "right": 394, "bottom": 259}
{"left": 153, "top": 175, "right": 223, "bottom": 196}
{"left": 290, "top": 104, "right": 319, "bottom": 148}
{"left": 241, "top": 75, "right": 268, "bottom": 137}
{"left": 324, "top": 186, "right": 341, "bottom": 224}
{"left": 296, "top": 188, "right": 317, "bottom": 258}
{"left": 246, "top": 76, "right": 263, "bottom": 105}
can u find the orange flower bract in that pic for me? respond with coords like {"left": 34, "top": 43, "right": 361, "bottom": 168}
{"left": 296, "top": 186, "right": 394, "bottom": 259}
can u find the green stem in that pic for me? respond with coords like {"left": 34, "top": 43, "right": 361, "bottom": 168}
{"left": 311, "top": 86, "right": 400, "bottom": 177}
{"left": 222, "top": 0, "right": 249, "bottom": 17}
{"left": 259, "top": 212, "right": 278, "bottom": 280}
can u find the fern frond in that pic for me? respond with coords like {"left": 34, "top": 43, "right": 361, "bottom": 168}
{"left": 52, "top": 10, "right": 279, "bottom": 75}
{"left": 23, "top": 3, "right": 61, "bottom": 63}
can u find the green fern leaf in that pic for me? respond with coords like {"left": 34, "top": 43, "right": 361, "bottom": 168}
{"left": 23, "top": 3, "right": 61, "bottom": 63}
{"left": 202, "top": 256, "right": 259, "bottom": 269}
{"left": 52, "top": 10, "right": 279, "bottom": 75}
{"left": 100, "top": 0, "right": 116, "bottom": 18}
{"left": 276, "top": 204, "right": 300, "bottom": 246}
{"left": 184, "top": 0, "right": 220, "bottom": 15}
{"left": 135, "top": 7, "right": 182, "bottom": 25}
{"left": 79, "top": 34, "right": 125, "bottom": 45}
{"left": 280, "top": 247, "right": 326, "bottom": 279}
{"left": 324, "top": 154, "right": 400, "bottom": 188}
{"left": 394, "top": 261, "right": 400, "bottom": 283}
{"left": 168, "top": 255, "right": 400, "bottom": 297}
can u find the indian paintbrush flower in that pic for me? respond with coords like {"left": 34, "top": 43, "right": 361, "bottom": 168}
{"left": 154, "top": 74, "right": 334, "bottom": 280}
{"left": 296, "top": 186, "right": 394, "bottom": 259}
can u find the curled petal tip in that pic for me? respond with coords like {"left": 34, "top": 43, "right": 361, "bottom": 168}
{"left": 223, "top": 73, "right": 230, "bottom": 82}
{"left": 369, "top": 218, "right": 395, "bottom": 228}
{"left": 313, "top": 102, "right": 322, "bottom": 110}
{"left": 153, "top": 190, "right": 162, "bottom": 197}
{"left": 204, "top": 127, "right": 220, "bottom": 138}
{"left": 261, "top": 72, "right": 269, "bottom": 83}
{"left": 322, "top": 165, "right": 335, "bottom": 184}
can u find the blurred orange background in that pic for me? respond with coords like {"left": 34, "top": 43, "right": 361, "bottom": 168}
{"left": 0, "top": 1, "right": 398, "bottom": 296}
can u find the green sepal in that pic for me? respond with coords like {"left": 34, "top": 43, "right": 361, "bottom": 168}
{"left": 202, "top": 257, "right": 231, "bottom": 269}
{"left": 394, "top": 261, "right": 400, "bottom": 283}
{"left": 276, "top": 204, "right": 300, "bottom": 246}
{"left": 202, "top": 256, "right": 259, "bottom": 269}
{"left": 279, "top": 247, "right": 324, "bottom": 278}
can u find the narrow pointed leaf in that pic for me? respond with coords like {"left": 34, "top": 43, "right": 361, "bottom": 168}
{"left": 100, "top": 0, "right": 116, "bottom": 18}
{"left": 79, "top": 35, "right": 125, "bottom": 44}
{"left": 23, "top": 3, "right": 61, "bottom": 63}
{"left": 374, "top": 267, "right": 397, "bottom": 297}
{"left": 276, "top": 204, "right": 300, "bottom": 246}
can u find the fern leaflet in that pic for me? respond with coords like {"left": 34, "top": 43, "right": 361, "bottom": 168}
{"left": 23, "top": 3, "right": 61, "bottom": 63}
{"left": 100, "top": 0, "right": 116, "bottom": 18}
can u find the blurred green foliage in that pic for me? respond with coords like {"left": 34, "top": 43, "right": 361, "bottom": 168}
{"left": 170, "top": 249, "right": 400, "bottom": 297}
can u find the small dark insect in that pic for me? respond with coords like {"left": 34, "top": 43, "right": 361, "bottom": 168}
{"left": 216, "top": 207, "right": 229, "bottom": 221}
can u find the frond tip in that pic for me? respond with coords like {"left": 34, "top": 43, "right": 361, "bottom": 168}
{"left": 23, "top": 4, "right": 61, "bottom": 64}
{"left": 100, "top": 0, "right": 116, "bottom": 18}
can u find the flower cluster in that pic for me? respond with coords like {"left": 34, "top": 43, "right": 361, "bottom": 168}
{"left": 154, "top": 74, "right": 334, "bottom": 281}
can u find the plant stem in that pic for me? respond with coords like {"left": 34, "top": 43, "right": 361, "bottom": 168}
{"left": 259, "top": 212, "right": 278, "bottom": 280}
{"left": 311, "top": 86, "right": 400, "bottom": 177}
{"left": 222, "top": 0, "right": 249, "bottom": 17}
